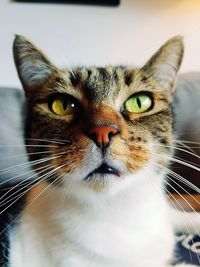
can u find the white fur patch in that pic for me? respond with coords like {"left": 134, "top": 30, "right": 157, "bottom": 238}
{"left": 10, "top": 164, "right": 176, "bottom": 267}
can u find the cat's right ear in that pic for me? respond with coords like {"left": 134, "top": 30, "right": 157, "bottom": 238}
{"left": 13, "top": 35, "right": 57, "bottom": 94}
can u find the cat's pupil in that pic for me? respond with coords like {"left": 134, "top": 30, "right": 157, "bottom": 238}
{"left": 63, "top": 97, "right": 68, "bottom": 110}
{"left": 136, "top": 97, "right": 141, "bottom": 108}
{"left": 62, "top": 95, "right": 78, "bottom": 111}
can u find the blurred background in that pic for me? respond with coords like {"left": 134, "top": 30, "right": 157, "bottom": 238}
{"left": 0, "top": 0, "right": 200, "bottom": 88}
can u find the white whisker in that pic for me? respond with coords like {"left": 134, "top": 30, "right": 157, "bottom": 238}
{"left": 158, "top": 154, "right": 200, "bottom": 172}
{"left": 0, "top": 151, "right": 67, "bottom": 174}
{"left": 175, "top": 140, "right": 199, "bottom": 152}
{"left": 0, "top": 144, "right": 57, "bottom": 148}
{"left": 24, "top": 138, "right": 65, "bottom": 145}
{"left": 164, "top": 180, "right": 200, "bottom": 244}
{"left": 0, "top": 150, "right": 51, "bottom": 161}
{"left": 176, "top": 140, "right": 200, "bottom": 145}
{"left": 165, "top": 188, "right": 196, "bottom": 262}
{"left": 156, "top": 163, "right": 200, "bottom": 194}
{"left": 0, "top": 163, "right": 49, "bottom": 187}
{"left": 0, "top": 162, "right": 67, "bottom": 216}
{"left": 0, "top": 164, "right": 55, "bottom": 206}
{"left": 166, "top": 176, "right": 200, "bottom": 208}
{"left": 155, "top": 144, "right": 200, "bottom": 159}
{"left": 0, "top": 161, "right": 70, "bottom": 236}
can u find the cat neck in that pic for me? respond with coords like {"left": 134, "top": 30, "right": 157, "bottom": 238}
{"left": 24, "top": 169, "right": 166, "bottom": 220}
{"left": 10, "top": 171, "right": 173, "bottom": 267}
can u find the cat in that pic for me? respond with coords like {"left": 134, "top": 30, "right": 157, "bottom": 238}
{"left": 2, "top": 35, "right": 200, "bottom": 267}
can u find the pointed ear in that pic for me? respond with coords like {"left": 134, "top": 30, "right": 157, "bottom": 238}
{"left": 13, "top": 35, "right": 57, "bottom": 93}
{"left": 141, "top": 36, "right": 184, "bottom": 91}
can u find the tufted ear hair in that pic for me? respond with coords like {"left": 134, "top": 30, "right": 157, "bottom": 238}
{"left": 141, "top": 36, "right": 184, "bottom": 91}
{"left": 13, "top": 35, "right": 57, "bottom": 94}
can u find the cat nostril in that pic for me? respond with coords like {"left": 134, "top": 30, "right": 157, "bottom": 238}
{"left": 108, "top": 132, "right": 113, "bottom": 139}
{"left": 87, "top": 124, "right": 120, "bottom": 149}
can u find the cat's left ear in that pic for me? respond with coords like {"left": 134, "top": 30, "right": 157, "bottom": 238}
{"left": 13, "top": 35, "right": 57, "bottom": 93}
{"left": 141, "top": 36, "right": 184, "bottom": 92}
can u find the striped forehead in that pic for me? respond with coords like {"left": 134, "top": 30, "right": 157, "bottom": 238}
{"left": 71, "top": 66, "right": 134, "bottom": 101}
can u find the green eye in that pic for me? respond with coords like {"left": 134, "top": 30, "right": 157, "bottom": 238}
{"left": 125, "top": 93, "right": 152, "bottom": 113}
{"left": 49, "top": 94, "right": 79, "bottom": 116}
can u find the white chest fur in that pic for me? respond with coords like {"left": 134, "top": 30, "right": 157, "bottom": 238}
{"left": 10, "top": 175, "right": 175, "bottom": 267}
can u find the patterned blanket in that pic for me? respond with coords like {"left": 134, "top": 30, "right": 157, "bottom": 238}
{"left": 175, "top": 234, "right": 200, "bottom": 265}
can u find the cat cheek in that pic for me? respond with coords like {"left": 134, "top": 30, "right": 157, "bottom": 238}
{"left": 48, "top": 138, "right": 91, "bottom": 174}
{"left": 126, "top": 149, "right": 150, "bottom": 173}
{"left": 111, "top": 138, "right": 150, "bottom": 173}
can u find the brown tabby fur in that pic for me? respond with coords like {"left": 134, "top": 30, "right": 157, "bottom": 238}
{"left": 13, "top": 35, "right": 184, "bottom": 192}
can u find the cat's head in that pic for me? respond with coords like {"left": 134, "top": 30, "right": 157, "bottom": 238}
{"left": 13, "top": 35, "right": 184, "bottom": 200}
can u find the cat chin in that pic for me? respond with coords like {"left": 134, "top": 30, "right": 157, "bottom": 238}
{"left": 59, "top": 162, "right": 161, "bottom": 204}
{"left": 59, "top": 173, "right": 133, "bottom": 201}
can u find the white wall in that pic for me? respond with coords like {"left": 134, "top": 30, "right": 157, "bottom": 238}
{"left": 0, "top": 0, "right": 200, "bottom": 88}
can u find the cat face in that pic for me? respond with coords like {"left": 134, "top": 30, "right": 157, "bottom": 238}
{"left": 13, "top": 36, "right": 184, "bottom": 198}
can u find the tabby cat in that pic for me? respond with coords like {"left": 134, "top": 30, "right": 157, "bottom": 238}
{"left": 5, "top": 35, "right": 200, "bottom": 266}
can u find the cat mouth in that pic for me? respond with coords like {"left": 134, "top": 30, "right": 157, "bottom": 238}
{"left": 84, "top": 163, "right": 120, "bottom": 180}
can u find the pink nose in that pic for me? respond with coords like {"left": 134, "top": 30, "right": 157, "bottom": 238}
{"left": 88, "top": 125, "right": 119, "bottom": 148}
